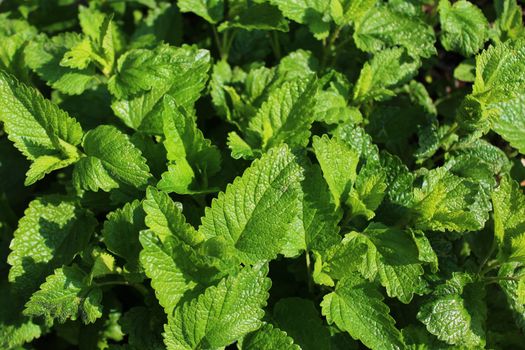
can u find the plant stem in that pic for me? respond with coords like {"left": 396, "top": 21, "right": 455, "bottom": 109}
{"left": 271, "top": 31, "right": 281, "bottom": 60}
{"left": 211, "top": 25, "right": 224, "bottom": 59}
{"left": 305, "top": 252, "right": 313, "bottom": 293}
{"left": 484, "top": 276, "right": 521, "bottom": 284}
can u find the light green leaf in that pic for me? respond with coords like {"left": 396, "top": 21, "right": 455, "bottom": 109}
{"left": 492, "top": 175, "right": 525, "bottom": 264}
{"left": 240, "top": 323, "right": 299, "bottom": 350}
{"left": 139, "top": 230, "right": 197, "bottom": 314}
{"left": 143, "top": 186, "right": 204, "bottom": 246}
{"left": 411, "top": 167, "right": 490, "bottom": 232}
{"left": 330, "top": 0, "right": 377, "bottom": 26}
{"left": 417, "top": 273, "right": 486, "bottom": 347}
{"left": 300, "top": 164, "right": 342, "bottom": 252}
{"left": 60, "top": 37, "right": 94, "bottom": 70}
{"left": 313, "top": 135, "right": 359, "bottom": 208}
{"left": 498, "top": 263, "right": 525, "bottom": 332}
{"left": 354, "top": 4, "right": 436, "bottom": 58}
{"left": 494, "top": 0, "right": 524, "bottom": 41}
{"left": 353, "top": 47, "right": 419, "bottom": 103}
{"left": 346, "top": 160, "right": 387, "bottom": 220}
{"left": 246, "top": 78, "right": 318, "bottom": 151}
{"left": 109, "top": 45, "right": 184, "bottom": 99}
{"left": 438, "top": 0, "right": 488, "bottom": 57}
{"left": 25, "top": 33, "right": 98, "bottom": 95}
{"left": 321, "top": 273, "right": 405, "bottom": 350}
{"left": 0, "top": 71, "right": 83, "bottom": 184}
{"left": 111, "top": 45, "right": 210, "bottom": 134}
{"left": 158, "top": 95, "right": 221, "bottom": 194}
{"left": 24, "top": 266, "right": 102, "bottom": 324}
{"left": 102, "top": 200, "right": 146, "bottom": 271}
{"left": 346, "top": 223, "right": 426, "bottom": 303}
{"left": 73, "top": 125, "right": 151, "bottom": 192}
{"left": 199, "top": 145, "right": 303, "bottom": 265}
{"left": 7, "top": 196, "right": 96, "bottom": 294}
{"left": 164, "top": 266, "right": 270, "bottom": 349}
{"left": 177, "top": 0, "right": 223, "bottom": 24}
{"left": 268, "top": 0, "right": 331, "bottom": 39}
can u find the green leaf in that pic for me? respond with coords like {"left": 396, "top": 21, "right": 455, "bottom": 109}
{"left": 268, "top": 0, "right": 331, "bottom": 39}
{"left": 240, "top": 323, "right": 299, "bottom": 350}
{"left": 330, "top": 0, "right": 377, "bottom": 26}
{"left": 199, "top": 145, "right": 303, "bottom": 265}
{"left": 494, "top": 0, "right": 524, "bottom": 41}
{"left": 24, "top": 266, "right": 102, "bottom": 324}
{"left": 109, "top": 45, "right": 186, "bottom": 99}
{"left": 157, "top": 95, "right": 221, "bottom": 194}
{"left": 139, "top": 230, "right": 197, "bottom": 314}
{"left": 177, "top": 0, "right": 223, "bottom": 24}
{"left": 354, "top": 4, "right": 436, "bottom": 58}
{"left": 143, "top": 186, "right": 203, "bottom": 245}
{"left": 60, "top": 37, "right": 94, "bottom": 70}
{"left": 0, "top": 71, "right": 83, "bottom": 184}
{"left": 346, "top": 224, "right": 427, "bottom": 303}
{"left": 492, "top": 175, "right": 525, "bottom": 264}
{"left": 346, "top": 160, "right": 387, "bottom": 220}
{"left": 102, "top": 200, "right": 146, "bottom": 271}
{"left": 299, "top": 164, "right": 342, "bottom": 252}
{"left": 498, "top": 263, "right": 525, "bottom": 332}
{"left": 321, "top": 273, "right": 405, "bottom": 349}
{"left": 163, "top": 266, "right": 270, "bottom": 349}
{"left": 25, "top": 33, "right": 98, "bottom": 95}
{"left": 111, "top": 45, "right": 210, "bottom": 133}
{"left": 438, "top": 0, "right": 489, "bottom": 57}
{"left": 120, "top": 306, "right": 165, "bottom": 350}
{"left": 245, "top": 78, "right": 318, "bottom": 151}
{"left": 73, "top": 125, "right": 151, "bottom": 192}
{"left": 353, "top": 48, "right": 419, "bottom": 103}
{"left": 7, "top": 196, "right": 96, "bottom": 295}
{"left": 225, "top": 3, "right": 289, "bottom": 32}
{"left": 273, "top": 298, "right": 331, "bottom": 350}
{"left": 411, "top": 167, "right": 490, "bottom": 232}
{"left": 313, "top": 135, "right": 359, "bottom": 208}
{"left": 417, "top": 273, "right": 486, "bottom": 347}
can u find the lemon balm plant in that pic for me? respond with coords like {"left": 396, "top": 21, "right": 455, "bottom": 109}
{"left": 1, "top": 0, "right": 525, "bottom": 349}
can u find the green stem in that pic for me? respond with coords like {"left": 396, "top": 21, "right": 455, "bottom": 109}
{"left": 321, "top": 26, "right": 343, "bottom": 71}
{"left": 271, "top": 31, "right": 281, "bottom": 60}
{"left": 484, "top": 276, "right": 521, "bottom": 284}
{"left": 211, "top": 25, "right": 224, "bottom": 59}
{"left": 305, "top": 252, "right": 313, "bottom": 294}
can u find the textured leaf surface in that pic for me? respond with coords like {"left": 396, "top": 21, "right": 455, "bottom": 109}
{"left": 7, "top": 196, "right": 96, "bottom": 294}
{"left": 321, "top": 273, "right": 405, "bottom": 350}
{"left": 417, "top": 274, "right": 486, "bottom": 347}
{"left": 313, "top": 135, "right": 358, "bottom": 207}
{"left": 24, "top": 266, "right": 102, "bottom": 324}
{"left": 246, "top": 78, "right": 318, "bottom": 151}
{"left": 25, "top": 33, "right": 98, "bottom": 95}
{"left": 158, "top": 95, "right": 221, "bottom": 194}
{"left": 354, "top": 4, "right": 436, "bottom": 58}
{"left": 199, "top": 145, "right": 303, "bottom": 264}
{"left": 412, "top": 167, "right": 490, "bottom": 232}
{"left": 492, "top": 176, "right": 525, "bottom": 264}
{"left": 112, "top": 46, "right": 210, "bottom": 133}
{"left": 344, "top": 224, "right": 426, "bottom": 303}
{"left": 102, "top": 200, "right": 145, "bottom": 271}
{"left": 0, "top": 71, "right": 83, "bottom": 183}
{"left": 139, "top": 230, "right": 197, "bottom": 314}
{"left": 240, "top": 323, "right": 299, "bottom": 350}
{"left": 73, "top": 125, "right": 151, "bottom": 192}
{"left": 164, "top": 266, "right": 270, "bottom": 349}
{"left": 353, "top": 48, "right": 419, "bottom": 103}
{"left": 439, "top": 0, "right": 489, "bottom": 56}
{"left": 268, "top": 0, "right": 330, "bottom": 39}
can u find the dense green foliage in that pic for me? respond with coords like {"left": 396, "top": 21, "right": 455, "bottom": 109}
{"left": 1, "top": 0, "right": 525, "bottom": 349}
